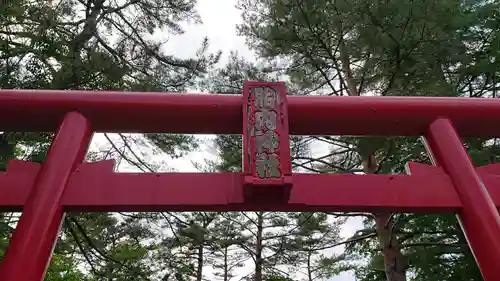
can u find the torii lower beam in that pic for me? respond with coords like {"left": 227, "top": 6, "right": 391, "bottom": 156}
{"left": 1, "top": 159, "right": 500, "bottom": 214}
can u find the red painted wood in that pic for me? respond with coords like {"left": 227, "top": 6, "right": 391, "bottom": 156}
{"left": 0, "top": 112, "right": 93, "bottom": 281}
{"left": 1, "top": 89, "right": 500, "bottom": 136}
{"left": 423, "top": 118, "right": 500, "bottom": 281}
{"left": 476, "top": 164, "right": 500, "bottom": 212}
{"left": 0, "top": 160, "right": 40, "bottom": 211}
{"left": 1, "top": 85, "right": 500, "bottom": 280}
{"left": 57, "top": 160, "right": 459, "bottom": 213}
{"left": 242, "top": 82, "right": 292, "bottom": 202}
{"left": 4, "top": 159, "right": 500, "bottom": 213}
{"left": 0, "top": 160, "right": 500, "bottom": 213}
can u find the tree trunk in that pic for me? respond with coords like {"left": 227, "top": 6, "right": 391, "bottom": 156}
{"left": 307, "top": 251, "right": 313, "bottom": 281}
{"left": 338, "top": 33, "right": 408, "bottom": 281}
{"left": 363, "top": 158, "right": 407, "bottom": 281}
{"left": 223, "top": 247, "right": 229, "bottom": 281}
{"left": 255, "top": 212, "right": 264, "bottom": 281}
{"left": 338, "top": 36, "right": 359, "bottom": 97}
{"left": 196, "top": 244, "right": 204, "bottom": 281}
{"left": 374, "top": 213, "right": 407, "bottom": 281}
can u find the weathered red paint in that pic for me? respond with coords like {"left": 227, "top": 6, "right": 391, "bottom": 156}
{"left": 0, "top": 84, "right": 499, "bottom": 281}
{"left": 242, "top": 82, "right": 292, "bottom": 202}
{"left": 0, "top": 112, "right": 92, "bottom": 281}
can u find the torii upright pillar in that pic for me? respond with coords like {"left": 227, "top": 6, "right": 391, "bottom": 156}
{"left": 0, "top": 112, "right": 92, "bottom": 281}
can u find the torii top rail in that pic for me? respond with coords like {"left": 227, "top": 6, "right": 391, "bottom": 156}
{"left": 0, "top": 81, "right": 499, "bottom": 281}
{"left": 2, "top": 88, "right": 500, "bottom": 136}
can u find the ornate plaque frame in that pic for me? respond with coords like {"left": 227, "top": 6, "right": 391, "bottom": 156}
{"left": 242, "top": 81, "right": 292, "bottom": 202}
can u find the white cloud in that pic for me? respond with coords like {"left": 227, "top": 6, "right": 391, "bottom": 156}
{"left": 162, "top": 0, "right": 255, "bottom": 65}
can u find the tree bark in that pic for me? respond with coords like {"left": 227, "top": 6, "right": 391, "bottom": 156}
{"left": 338, "top": 35, "right": 408, "bottom": 281}
{"left": 255, "top": 212, "right": 264, "bottom": 281}
{"left": 223, "top": 247, "right": 229, "bottom": 281}
{"left": 196, "top": 244, "right": 204, "bottom": 281}
{"left": 374, "top": 213, "right": 407, "bottom": 281}
{"left": 307, "top": 251, "right": 313, "bottom": 281}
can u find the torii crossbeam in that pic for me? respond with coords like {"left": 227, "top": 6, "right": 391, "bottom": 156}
{"left": 0, "top": 81, "right": 499, "bottom": 281}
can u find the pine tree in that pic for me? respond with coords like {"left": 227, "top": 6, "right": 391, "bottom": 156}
{"left": 236, "top": 0, "right": 500, "bottom": 280}
{"left": 203, "top": 54, "right": 348, "bottom": 281}
{"left": 0, "top": 0, "right": 220, "bottom": 279}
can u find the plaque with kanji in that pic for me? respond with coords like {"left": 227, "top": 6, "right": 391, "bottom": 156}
{"left": 242, "top": 81, "right": 292, "bottom": 201}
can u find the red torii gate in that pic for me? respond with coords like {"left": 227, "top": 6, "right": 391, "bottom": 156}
{"left": 0, "top": 81, "right": 499, "bottom": 281}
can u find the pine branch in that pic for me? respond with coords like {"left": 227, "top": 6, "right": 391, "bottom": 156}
{"left": 65, "top": 217, "right": 102, "bottom": 278}
{"left": 323, "top": 212, "right": 375, "bottom": 218}
{"left": 401, "top": 242, "right": 466, "bottom": 249}
{"left": 67, "top": 215, "right": 151, "bottom": 280}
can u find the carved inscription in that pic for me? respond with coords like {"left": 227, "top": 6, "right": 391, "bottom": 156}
{"left": 247, "top": 86, "right": 282, "bottom": 179}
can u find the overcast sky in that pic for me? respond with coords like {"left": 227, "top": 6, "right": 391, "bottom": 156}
{"left": 101, "top": 1, "right": 362, "bottom": 280}
{"left": 163, "top": 0, "right": 255, "bottom": 64}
